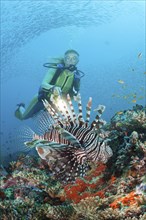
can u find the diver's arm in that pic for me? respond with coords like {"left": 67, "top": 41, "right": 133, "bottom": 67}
{"left": 76, "top": 80, "right": 80, "bottom": 92}
{"left": 41, "top": 69, "right": 56, "bottom": 91}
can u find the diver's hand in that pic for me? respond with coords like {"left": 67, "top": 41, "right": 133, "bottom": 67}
{"left": 52, "top": 86, "right": 62, "bottom": 97}
{"left": 50, "top": 86, "right": 62, "bottom": 103}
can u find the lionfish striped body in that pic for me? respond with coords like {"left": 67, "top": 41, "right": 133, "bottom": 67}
{"left": 25, "top": 94, "right": 113, "bottom": 183}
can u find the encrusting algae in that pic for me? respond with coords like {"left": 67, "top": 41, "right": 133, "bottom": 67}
{"left": 0, "top": 95, "right": 146, "bottom": 219}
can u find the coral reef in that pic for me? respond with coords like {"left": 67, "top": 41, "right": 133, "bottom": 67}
{"left": 104, "top": 105, "right": 146, "bottom": 179}
{"left": 0, "top": 105, "right": 146, "bottom": 219}
{"left": 110, "top": 104, "right": 146, "bottom": 132}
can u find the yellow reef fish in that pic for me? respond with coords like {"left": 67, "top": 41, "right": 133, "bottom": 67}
{"left": 132, "top": 100, "right": 137, "bottom": 103}
{"left": 117, "top": 111, "right": 123, "bottom": 115}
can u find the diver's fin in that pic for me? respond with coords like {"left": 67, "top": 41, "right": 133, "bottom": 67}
{"left": 15, "top": 105, "right": 25, "bottom": 120}
{"left": 16, "top": 103, "right": 25, "bottom": 108}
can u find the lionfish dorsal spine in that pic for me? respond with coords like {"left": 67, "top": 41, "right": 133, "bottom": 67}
{"left": 74, "top": 93, "right": 84, "bottom": 123}
{"left": 55, "top": 100, "right": 69, "bottom": 123}
{"left": 56, "top": 98, "right": 72, "bottom": 123}
{"left": 42, "top": 99, "right": 59, "bottom": 121}
{"left": 67, "top": 94, "right": 77, "bottom": 123}
{"left": 85, "top": 97, "right": 92, "bottom": 124}
{"left": 91, "top": 105, "right": 106, "bottom": 129}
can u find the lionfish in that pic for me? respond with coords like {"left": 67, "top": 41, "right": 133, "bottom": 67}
{"left": 24, "top": 94, "right": 113, "bottom": 183}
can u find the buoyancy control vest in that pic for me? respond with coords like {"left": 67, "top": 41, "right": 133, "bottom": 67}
{"left": 43, "top": 62, "right": 84, "bottom": 96}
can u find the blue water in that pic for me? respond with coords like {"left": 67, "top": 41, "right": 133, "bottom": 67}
{"left": 1, "top": 0, "right": 145, "bottom": 165}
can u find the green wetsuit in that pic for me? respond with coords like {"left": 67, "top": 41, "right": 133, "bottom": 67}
{"left": 15, "top": 68, "right": 80, "bottom": 120}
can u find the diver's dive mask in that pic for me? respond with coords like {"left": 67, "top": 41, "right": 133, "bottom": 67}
{"left": 64, "top": 53, "right": 79, "bottom": 67}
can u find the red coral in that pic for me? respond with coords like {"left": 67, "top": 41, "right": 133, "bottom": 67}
{"left": 109, "top": 191, "right": 141, "bottom": 209}
{"left": 64, "top": 185, "right": 80, "bottom": 203}
{"left": 63, "top": 163, "right": 106, "bottom": 203}
{"left": 64, "top": 180, "right": 106, "bottom": 204}
{"left": 85, "top": 163, "right": 106, "bottom": 181}
{"left": 94, "top": 190, "right": 105, "bottom": 198}
{"left": 110, "top": 175, "right": 116, "bottom": 184}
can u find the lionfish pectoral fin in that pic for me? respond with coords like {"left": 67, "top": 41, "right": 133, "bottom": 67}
{"left": 45, "top": 142, "right": 68, "bottom": 148}
{"left": 58, "top": 128, "right": 81, "bottom": 147}
{"left": 24, "top": 139, "right": 40, "bottom": 148}
{"left": 24, "top": 138, "right": 54, "bottom": 148}
{"left": 42, "top": 99, "right": 49, "bottom": 108}
{"left": 38, "top": 140, "right": 51, "bottom": 144}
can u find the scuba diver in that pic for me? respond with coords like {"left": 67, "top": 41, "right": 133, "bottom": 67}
{"left": 15, "top": 49, "right": 85, "bottom": 120}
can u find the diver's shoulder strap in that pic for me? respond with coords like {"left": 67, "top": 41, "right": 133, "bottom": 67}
{"left": 50, "top": 68, "right": 63, "bottom": 85}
